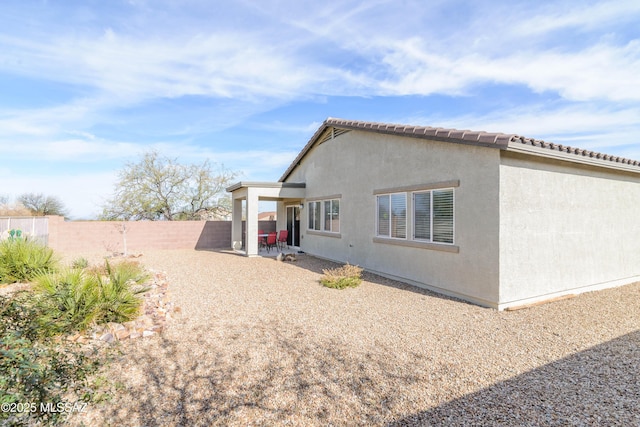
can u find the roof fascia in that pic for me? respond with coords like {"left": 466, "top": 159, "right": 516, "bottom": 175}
{"left": 226, "top": 181, "right": 306, "bottom": 193}
{"left": 505, "top": 142, "right": 640, "bottom": 175}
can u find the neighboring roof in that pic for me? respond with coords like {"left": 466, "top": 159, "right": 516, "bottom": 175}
{"left": 279, "top": 117, "right": 640, "bottom": 181}
{"left": 258, "top": 211, "right": 277, "bottom": 220}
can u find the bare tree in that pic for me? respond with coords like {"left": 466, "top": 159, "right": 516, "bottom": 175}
{"left": 17, "top": 193, "right": 68, "bottom": 217}
{"left": 101, "top": 150, "right": 237, "bottom": 221}
{"left": 0, "top": 195, "right": 31, "bottom": 216}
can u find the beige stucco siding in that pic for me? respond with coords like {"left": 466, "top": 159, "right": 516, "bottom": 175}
{"left": 499, "top": 151, "right": 640, "bottom": 307}
{"left": 286, "top": 130, "right": 502, "bottom": 306}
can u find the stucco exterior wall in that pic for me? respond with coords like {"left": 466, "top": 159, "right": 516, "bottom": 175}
{"left": 498, "top": 152, "right": 640, "bottom": 308}
{"left": 286, "top": 130, "right": 502, "bottom": 307}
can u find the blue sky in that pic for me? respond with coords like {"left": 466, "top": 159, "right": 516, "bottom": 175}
{"left": 1, "top": 0, "right": 639, "bottom": 219}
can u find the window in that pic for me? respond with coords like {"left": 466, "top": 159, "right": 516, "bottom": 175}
{"left": 432, "top": 189, "right": 454, "bottom": 243}
{"left": 375, "top": 183, "right": 456, "bottom": 248}
{"left": 324, "top": 199, "right": 340, "bottom": 232}
{"left": 413, "top": 192, "right": 431, "bottom": 240}
{"left": 308, "top": 198, "right": 340, "bottom": 233}
{"left": 376, "top": 193, "right": 406, "bottom": 239}
{"left": 377, "top": 195, "right": 390, "bottom": 236}
{"left": 374, "top": 181, "right": 458, "bottom": 251}
{"left": 413, "top": 189, "right": 454, "bottom": 244}
{"left": 308, "top": 201, "right": 321, "bottom": 231}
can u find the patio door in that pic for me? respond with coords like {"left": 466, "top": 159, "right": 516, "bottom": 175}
{"left": 286, "top": 205, "right": 301, "bottom": 247}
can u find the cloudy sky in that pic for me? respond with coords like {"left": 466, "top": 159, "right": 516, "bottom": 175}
{"left": 1, "top": 0, "right": 638, "bottom": 218}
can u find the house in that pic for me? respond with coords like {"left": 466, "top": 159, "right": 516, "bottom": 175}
{"left": 227, "top": 118, "right": 640, "bottom": 310}
{"left": 258, "top": 211, "right": 277, "bottom": 221}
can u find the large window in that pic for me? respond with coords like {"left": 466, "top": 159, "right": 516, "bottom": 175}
{"left": 376, "top": 193, "right": 406, "bottom": 239}
{"left": 376, "top": 184, "right": 455, "bottom": 247}
{"left": 308, "top": 198, "right": 340, "bottom": 233}
{"left": 413, "top": 189, "right": 454, "bottom": 244}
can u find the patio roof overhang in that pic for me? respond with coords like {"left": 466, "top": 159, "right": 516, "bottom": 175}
{"left": 226, "top": 181, "right": 306, "bottom": 256}
{"left": 226, "top": 181, "right": 306, "bottom": 201}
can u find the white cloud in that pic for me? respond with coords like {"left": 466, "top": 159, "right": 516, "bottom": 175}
{"left": 0, "top": 0, "right": 639, "bottom": 218}
{"left": 515, "top": 0, "right": 640, "bottom": 36}
{"left": 2, "top": 1, "right": 637, "bottom": 110}
{"left": 376, "top": 39, "right": 640, "bottom": 101}
{"left": 0, "top": 29, "right": 333, "bottom": 105}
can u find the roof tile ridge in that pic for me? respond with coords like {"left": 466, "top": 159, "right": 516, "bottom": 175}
{"left": 512, "top": 135, "right": 640, "bottom": 166}
{"left": 323, "top": 117, "right": 640, "bottom": 168}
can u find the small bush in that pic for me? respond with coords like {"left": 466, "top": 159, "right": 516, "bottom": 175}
{"left": 0, "top": 238, "right": 57, "bottom": 284}
{"left": 320, "top": 263, "right": 363, "bottom": 289}
{"left": 33, "top": 260, "right": 150, "bottom": 333}
{"left": 71, "top": 257, "right": 89, "bottom": 269}
{"left": 94, "top": 260, "right": 150, "bottom": 325}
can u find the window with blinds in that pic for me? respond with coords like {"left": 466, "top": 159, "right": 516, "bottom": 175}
{"left": 413, "top": 189, "right": 454, "bottom": 244}
{"left": 413, "top": 192, "right": 431, "bottom": 240}
{"left": 433, "top": 189, "right": 454, "bottom": 243}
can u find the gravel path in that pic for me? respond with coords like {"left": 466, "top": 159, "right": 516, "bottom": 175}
{"left": 70, "top": 249, "right": 640, "bottom": 426}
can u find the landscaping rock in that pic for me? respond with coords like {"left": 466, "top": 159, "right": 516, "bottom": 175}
{"left": 277, "top": 252, "right": 297, "bottom": 262}
{"left": 99, "top": 332, "right": 115, "bottom": 343}
{"left": 115, "top": 329, "right": 130, "bottom": 340}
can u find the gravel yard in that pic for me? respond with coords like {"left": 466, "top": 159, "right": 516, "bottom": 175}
{"left": 71, "top": 249, "right": 640, "bottom": 426}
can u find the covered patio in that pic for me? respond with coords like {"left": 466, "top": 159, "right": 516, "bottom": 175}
{"left": 226, "top": 182, "right": 306, "bottom": 257}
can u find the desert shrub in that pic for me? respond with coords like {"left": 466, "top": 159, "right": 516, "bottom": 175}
{"left": 0, "top": 238, "right": 57, "bottom": 284}
{"left": 0, "top": 294, "right": 100, "bottom": 426}
{"left": 93, "top": 260, "right": 150, "bottom": 325}
{"left": 33, "top": 268, "right": 101, "bottom": 333}
{"left": 71, "top": 257, "right": 89, "bottom": 269}
{"left": 33, "top": 260, "right": 150, "bottom": 333}
{"left": 320, "top": 263, "right": 363, "bottom": 289}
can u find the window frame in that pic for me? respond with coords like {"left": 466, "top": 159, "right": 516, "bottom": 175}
{"left": 307, "top": 197, "right": 341, "bottom": 236}
{"left": 412, "top": 188, "right": 455, "bottom": 245}
{"left": 373, "top": 180, "right": 459, "bottom": 253}
{"left": 308, "top": 201, "right": 321, "bottom": 231}
{"left": 376, "top": 192, "right": 407, "bottom": 240}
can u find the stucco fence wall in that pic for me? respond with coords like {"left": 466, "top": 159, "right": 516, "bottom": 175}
{"left": 44, "top": 216, "right": 275, "bottom": 253}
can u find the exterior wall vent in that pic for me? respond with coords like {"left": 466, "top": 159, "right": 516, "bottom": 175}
{"left": 319, "top": 128, "right": 351, "bottom": 145}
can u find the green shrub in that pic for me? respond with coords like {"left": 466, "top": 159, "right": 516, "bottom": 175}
{"left": 320, "top": 263, "right": 363, "bottom": 289}
{"left": 71, "top": 257, "right": 89, "bottom": 269}
{"left": 33, "top": 260, "right": 150, "bottom": 333}
{"left": 0, "top": 238, "right": 57, "bottom": 284}
{"left": 93, "top": 260, "right": 150, "bottom": 325}
{"left": 34, "top": 268, "right": 100, "bottom": 333}
{"left": 0, "top": 294, "right": 100, "bottom": 426}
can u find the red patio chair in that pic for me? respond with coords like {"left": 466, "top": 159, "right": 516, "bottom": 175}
{"left": 277, "top": 230, "right": 289, "bottom": 250}
{"left": 265, "top": 232, "right": 277, "bottom": 252}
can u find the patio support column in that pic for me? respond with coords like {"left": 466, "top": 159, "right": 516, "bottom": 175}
{"left": 276, "top": 201, "right": 286, "bottom": 232}
{"left": 245, "top": 188, "right": 260, "bottom": 256}
{"left": 231, "top": 197, "right": 243, "bottom": 251}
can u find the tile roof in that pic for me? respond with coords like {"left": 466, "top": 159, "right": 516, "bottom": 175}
{"left": 279, "top": 117, "right": 640, "bottom": 181}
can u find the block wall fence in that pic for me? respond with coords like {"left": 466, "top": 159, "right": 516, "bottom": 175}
{"left": 44, "top": 216, "right": 276, "bottom": 253}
